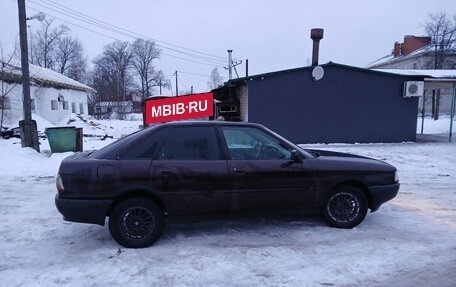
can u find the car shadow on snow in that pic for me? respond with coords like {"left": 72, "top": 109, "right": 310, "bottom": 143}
{"left": 61, "top": 213, "right": 326, "bottom": 249}
{"left": 158, "top": 213, "right": 326, "bottom": 246}
{"left": 62, "top": 211, "right": 397, "bottom": 250}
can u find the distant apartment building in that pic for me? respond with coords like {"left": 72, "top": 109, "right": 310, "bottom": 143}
{"left": 368, "top": 35, "right": 456, "bottom": 115}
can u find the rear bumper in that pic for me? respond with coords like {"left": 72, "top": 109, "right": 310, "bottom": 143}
{"left": 55, "top": 194, "right": 112, "bottom": 225}
{"left": 368, "top": 183, "right": 400, "bottom": 212}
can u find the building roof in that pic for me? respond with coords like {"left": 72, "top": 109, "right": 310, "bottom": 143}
{"left": 224, "top": 62, "right": 408, "bottom": 86}
{"left": 0, "top": 61, "right": 96, "bottom": 93}
{"left": 367, "top": 44, "right": 434, "bottom": 68}
{"left": 94, "top": 101, "right": 133, "bottom": 107}
{"left": 373, "top": 69, "right": 456, "bottom": 79}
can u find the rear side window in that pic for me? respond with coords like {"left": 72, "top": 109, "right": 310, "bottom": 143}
{"left": 91, "top": 126, "right": 158, "bottom": 159}
{"left": 119, "top": 127, "right": 169, "bottom": 159}
{"left": 159, "top": 126, "right": 219, "bottom": 160}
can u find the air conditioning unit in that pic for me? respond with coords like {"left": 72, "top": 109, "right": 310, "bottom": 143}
{"left": 403, "top": 81, "right": 424, "bottom": 98}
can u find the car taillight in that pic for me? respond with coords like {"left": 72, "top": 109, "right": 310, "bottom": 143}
{"left": 394, "top": 170, "right": 399, "bottom": 183}
{"left": 56, "top": 173, "right": 65, "bottom": 191}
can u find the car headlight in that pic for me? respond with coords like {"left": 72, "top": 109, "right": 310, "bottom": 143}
{"left": 394, "top": 170, "right": 399, "bottom": 183}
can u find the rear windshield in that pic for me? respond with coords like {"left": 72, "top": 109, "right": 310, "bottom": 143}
{"left": 89, "top": 125, "right": 157, "bottom": 159}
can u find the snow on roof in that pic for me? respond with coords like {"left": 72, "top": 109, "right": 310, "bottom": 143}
{"left": 1, "top": 61, "right": 96, "bottom": 93}
{"left": 94, "top": 101, "right": 133, "bottom": 107}
{"left": 373, "top": 69, "right": 456, "bottom": 79}
{"left": 367, "top": 44, "right": 433, "bottom": 68}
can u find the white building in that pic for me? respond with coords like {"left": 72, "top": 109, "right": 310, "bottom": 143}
{"left": 367, "top": 35, "right": 456, "bottom": 115}
{"left": 94, "top": 101, "right": 134, "bottom": 118}
{"left": 1, "top": 61, "right": 95, "bottom": 125}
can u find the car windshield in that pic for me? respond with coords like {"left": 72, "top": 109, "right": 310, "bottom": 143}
{"left": 264, "top": 128, "right": 315, "bottom": 159}
{"left": 89, "top": 125, "right": 157, "bottom": 159}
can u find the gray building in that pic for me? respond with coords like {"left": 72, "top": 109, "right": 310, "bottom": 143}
{"left": 214, "top": 62, "right": 422, "bottom": 144}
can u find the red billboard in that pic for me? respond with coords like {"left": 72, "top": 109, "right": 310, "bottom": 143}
{"left": 144, "top": 92, "right": 214, "bottom": 125}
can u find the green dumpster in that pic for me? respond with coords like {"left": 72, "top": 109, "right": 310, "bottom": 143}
{"left": 45, "top": 126, "right": 81, "bottom": 153}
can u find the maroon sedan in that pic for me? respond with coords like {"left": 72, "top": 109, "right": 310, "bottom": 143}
{"left": 55, "top": 121, "right": 399, "bottom": 248}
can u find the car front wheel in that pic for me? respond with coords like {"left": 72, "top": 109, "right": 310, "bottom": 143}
{"left": 321, "top": 185, "right": 368, "bottom": 229}
{"left": 109, "top": 198, "right": 164, "bottom": 248}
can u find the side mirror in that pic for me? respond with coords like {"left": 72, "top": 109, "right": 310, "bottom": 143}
{"left": 282, "top": 150, "right": 302, "bottom": 167}
{"left": 290, "top": 149, "right": 303, "bottom": 163}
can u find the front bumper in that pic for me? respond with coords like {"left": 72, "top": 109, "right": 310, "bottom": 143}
{"left": 368, "top": 182, "right": 400, "bottom": 212}
{"left": 55, "top": 194, "right": 112, "bottom": 226}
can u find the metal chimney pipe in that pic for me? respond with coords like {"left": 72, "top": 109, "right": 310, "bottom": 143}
{"left": 310, "top": 28, "right": 324, "bottom": 66}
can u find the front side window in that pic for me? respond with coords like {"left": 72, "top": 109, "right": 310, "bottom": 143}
{"left": 221, "top": 126, "right": 292, "bottom": 160}
{"left": 159, "top": 126, "right": 219, "bottom": 160}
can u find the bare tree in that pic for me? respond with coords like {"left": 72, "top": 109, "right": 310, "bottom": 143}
{"left": 130, "top": 38, "right": 163, "bottom": 101}
{"left": 422, "top": 13, "right": 456, "bottom": 119}
{"left": 92, "top": 41, "right": 134, "bottom": 119}
{"left": 207, "top": 67, "right": 223, "bottom": 90}
{"left": 54, "top": 36, "right": 87, "bottom": 82}
{"left": 0, "top": 43, "right": 18, "bottom": 132}
{"left": 423, "top": 13, "right": 456, "bottom": 69}
{"left": 29, "top": 19, "right": 70, "bottom": 69}
{"left": 28, "top": 18, "right": 88, "bottom": 82}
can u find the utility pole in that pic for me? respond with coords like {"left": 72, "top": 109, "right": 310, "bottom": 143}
{"left": 225, "top": 50, "right": 242, "bottom": 80}
{"left": 175, "top": 70, "right": 178, "bottom": 96}
{"left": 17, "top": 0, "right": 40, "bottom": 152}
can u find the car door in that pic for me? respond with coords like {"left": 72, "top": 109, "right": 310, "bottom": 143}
{"left": 220, "top": 126, "right": 316, "bottom": 213}
{"left": 151, "top": 125, "right": 230, "bottom": 216}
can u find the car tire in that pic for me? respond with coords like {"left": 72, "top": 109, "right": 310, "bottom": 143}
{"left": 321, "top": 185, "right": 368, "bottom": 229}
{"left": 109, "top": 198, "right": 164, "bottom": 248}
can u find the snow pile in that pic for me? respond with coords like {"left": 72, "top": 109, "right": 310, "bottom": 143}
{"left": 0, "top": 116, "right": 455, "bottom": 286}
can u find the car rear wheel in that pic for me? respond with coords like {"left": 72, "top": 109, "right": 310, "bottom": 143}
{"left": 322, "top": 185, "right": 368, "bottom": 229}
{"left": 109, "top": 198, "right": 164, "bottom": 248}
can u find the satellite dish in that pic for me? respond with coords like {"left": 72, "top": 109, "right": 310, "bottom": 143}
{"left": 312, "top": 66, "right": 324, "bottom": 81}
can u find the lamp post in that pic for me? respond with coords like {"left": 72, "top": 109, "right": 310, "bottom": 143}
{"left": 17, "top": 0, "right": 44, "bottom": 152}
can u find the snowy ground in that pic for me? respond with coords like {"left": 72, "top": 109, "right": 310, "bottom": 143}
{"left": 0, "top": 115, "right": 455, "bottom": 287}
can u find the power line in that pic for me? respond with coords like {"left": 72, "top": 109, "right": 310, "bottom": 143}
{"left": 26, "top": 0, "right": 227, "bottom": 66}
{"left": 43, "top": 0, "right": 226, "bottom": 61}
{"left": 177, "top": 70, "right": 213, "bottom": 77}
{"left": 25, "top": 3, "right": 127, "bottom": 42}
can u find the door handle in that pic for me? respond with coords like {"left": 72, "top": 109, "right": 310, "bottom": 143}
{"left": 161, "top": 171, "right": 173, "bottom": 177}
{"left": 233, "top": 167, "right": 247, "bottom": 175}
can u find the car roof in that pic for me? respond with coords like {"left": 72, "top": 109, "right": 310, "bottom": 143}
{"left": 154, "top": 120, "right": 265, "bottom": 128}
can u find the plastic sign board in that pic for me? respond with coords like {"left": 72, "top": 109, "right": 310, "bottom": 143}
{"left": 144, "top": 92, "right": 214, "bottom": 124}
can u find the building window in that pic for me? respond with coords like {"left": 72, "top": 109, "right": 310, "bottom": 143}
{"left": 51, "top": 100, "right": 58, "bottom": 110}
{"left": 63, "top": 101, "right": 69, "bottom": 110}
{"left": 0, "top": 96, "right": 11, "bottom": 109}
{"left": 31, "top": 99, "right": 35, "bottom": 110}
{"left": 71, "top": 102, "right": 76, "bottom": 113}
{"left": 79, "top": 103, "right": 84, "bottom": 114}
{"left": 220, "top": 106, "right": 237, "bottom": 113}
